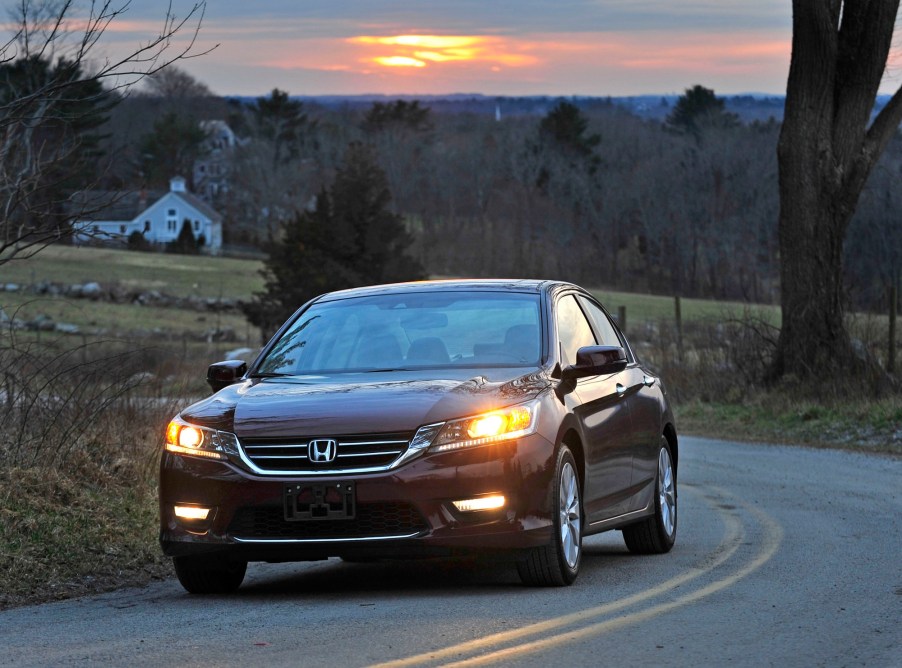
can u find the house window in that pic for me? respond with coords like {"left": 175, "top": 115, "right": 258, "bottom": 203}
{"left": 119, "top": 225, "right": 126, "bottom": 234}
{"left": 167, "top": 208, "right": 177, "bottom": 217}
{"left": 144, "top": 220, "right": 151, "bottom": 232}
{"left": 194, "top": 220, "right": 200, "bottom": 231}
{"left": 167, "top": 219, "right": 177, "bottom": 232}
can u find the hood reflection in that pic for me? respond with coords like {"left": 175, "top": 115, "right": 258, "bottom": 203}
{"left": 181, "top": 367, "right": 553, "bottom": 438}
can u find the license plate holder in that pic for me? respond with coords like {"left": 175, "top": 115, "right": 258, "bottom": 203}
{"left": 284, "top": 482, "right": 356, "bottom": 521}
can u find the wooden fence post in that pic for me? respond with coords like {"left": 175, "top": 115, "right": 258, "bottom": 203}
{"left": 889, "top": 283, "right": 897, "bottom": 375}
{"left": 674, "top": 295, "right": 684, "bottom": 363}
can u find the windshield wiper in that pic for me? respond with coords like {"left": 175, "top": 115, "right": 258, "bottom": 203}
{"left": 365, "top": 367, "right": 413, "bottom": 373}
{"left": 248, "top": 371, "right": 292, "bottom": 378}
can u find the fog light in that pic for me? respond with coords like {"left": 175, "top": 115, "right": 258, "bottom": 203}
{"left": 453, "top": 495, "right": 506, "bottom": 512}
{"left": 174, "top": 505, "right": 211, "bottom": 520}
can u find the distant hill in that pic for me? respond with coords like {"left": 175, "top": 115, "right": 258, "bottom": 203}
{"left": 226, "top": 93, "right": 896, "bottom": 125}
{"left": 226, "top": 93, "right": 787, "bottom": 123}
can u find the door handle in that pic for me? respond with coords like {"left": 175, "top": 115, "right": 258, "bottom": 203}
{"left": 643, "top": 375, "right": 656, "bottom": 387}
{"left": 616, "top": 383, "right": 626, "bottom": 395}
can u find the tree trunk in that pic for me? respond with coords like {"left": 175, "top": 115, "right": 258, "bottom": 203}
{"left": 773, "top": 0, "right": 902, "bottom": 382}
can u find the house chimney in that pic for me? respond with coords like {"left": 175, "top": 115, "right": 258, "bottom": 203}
{"left": 170, "top": 176, "right": 187, "bottom": 193}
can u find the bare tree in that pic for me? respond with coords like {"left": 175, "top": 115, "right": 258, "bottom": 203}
{"left": 774, "top": 1, "right": 902, "bottom": 382}
{"left": 142, "top": 64, "right": 213, "bottom": 100}
{"left": 0, "top": 0, "right": 213, "bottom": 266}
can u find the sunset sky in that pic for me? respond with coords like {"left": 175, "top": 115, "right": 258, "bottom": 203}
{"left": 71, "top": 1, "right": 899, "bottom": 97}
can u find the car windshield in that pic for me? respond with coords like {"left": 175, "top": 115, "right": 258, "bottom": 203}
{"left": 255, "top": 291, "right": 542, "bottom": 375}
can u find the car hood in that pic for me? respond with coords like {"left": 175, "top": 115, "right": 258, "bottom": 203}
{"left": 180, "top": 367, "right": 553, "bottom": 438}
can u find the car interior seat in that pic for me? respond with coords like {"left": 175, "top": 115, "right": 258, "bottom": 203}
{"left": 406, "top": 337, "right": 451, "bottom": 365}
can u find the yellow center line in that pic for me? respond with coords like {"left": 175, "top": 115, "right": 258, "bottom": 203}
{"left": 371, "top": 485, "right": 744, "bottom": 668}
{"left": 439, "top": 499, "right": 784, "bottom": 667}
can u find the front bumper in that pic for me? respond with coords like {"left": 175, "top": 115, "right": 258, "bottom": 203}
{"left": 159, "top": 432, "right": 557, "bottom": 562}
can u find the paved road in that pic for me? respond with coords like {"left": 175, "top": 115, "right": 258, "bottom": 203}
{"left": 1, "top": 437, "right": 899, "bottom": 667}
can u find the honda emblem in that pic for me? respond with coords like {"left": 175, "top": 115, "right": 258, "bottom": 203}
{"left": 308, "top": 439, "right": 338, "bottom": 463}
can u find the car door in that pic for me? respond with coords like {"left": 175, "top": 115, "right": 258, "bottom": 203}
{"left": 556, "top": 294, "right": 634, "bottom": 523}
{"left": 579, "top": 295, "right": 660, "bottom": 513}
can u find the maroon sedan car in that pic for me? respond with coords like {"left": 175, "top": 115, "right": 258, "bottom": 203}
{"left": 160, "top": 280, "right": 677, "bottom": 593}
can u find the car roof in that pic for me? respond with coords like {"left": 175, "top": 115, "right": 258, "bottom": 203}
{"left": 314, "top": 279, "right": 578, "bottom": 303}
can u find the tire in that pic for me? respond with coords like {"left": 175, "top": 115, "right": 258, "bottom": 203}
{"left": 518, "top": 445, "right": 582, "bottom": 586}
{"left": 622, "top": 437, "right": 677, "bottom": 554}
{"left": 173, "top": 556, "right": 247, "bottom": 594}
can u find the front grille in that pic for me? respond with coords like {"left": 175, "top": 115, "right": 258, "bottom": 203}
{"left": 240, "top": 432, "right": 412, "bottom": 473}
{"left": 228, "top": 503, "right": 429, "bottom": 540}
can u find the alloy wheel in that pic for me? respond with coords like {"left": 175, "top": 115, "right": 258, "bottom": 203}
{"left": 559, "top": 461, "right": 581, "bottom": 568}
{"left": 658, "top": 446, "right": 676, "bottom": 537}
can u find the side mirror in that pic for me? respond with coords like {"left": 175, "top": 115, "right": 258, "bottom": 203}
{"left": 561, "top": 346, "right": 627, "bottom": 381}
{"left": 207, "top": 360, "right": 247, "bottom": 393}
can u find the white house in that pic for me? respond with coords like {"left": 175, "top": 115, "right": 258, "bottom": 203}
{"left": 73, "top": 177, "right": 224, "bottom": 254}
{"left": 194, "top": 120, "right": 242, "bottom": 204}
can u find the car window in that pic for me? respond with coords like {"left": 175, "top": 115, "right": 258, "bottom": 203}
{"left": 578, "top": 297, "right": 621, "bottom": 346}
{"left": 557, "top": 295, "right": 596, "bottom": 366}
{"left": 255, "top": 291, "right": 542, "bottom": 374}
{"left": 578, "top": 296, "right": 634, "bottom": 363}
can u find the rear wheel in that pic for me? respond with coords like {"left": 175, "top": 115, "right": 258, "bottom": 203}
{"left": 518, "top": 445, "right": 582, "bottom": 586}
{"left": 173, "top": 556, "right": 247, "bottom": 594}
{"left": 622, "top": 437, "right": 677, "bottom": 554}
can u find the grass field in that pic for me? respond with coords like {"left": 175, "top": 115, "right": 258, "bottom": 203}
{"left": 1, "top": 245, "right": 265, "bottom": 299}
{"left": 1, "top": 245, "right": 780, "bottom": 326}
{"left": 592, "top": 289, "right": 780, "bottom": 327}
{"left": 2, "top": 292, "right": 255, "bottom": 338}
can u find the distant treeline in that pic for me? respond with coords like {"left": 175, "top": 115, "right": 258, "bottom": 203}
{"left": 89, "top": 74, "right": 902, "bottom": 311}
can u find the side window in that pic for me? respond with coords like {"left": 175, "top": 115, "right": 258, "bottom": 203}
{"left": 579, "top": 296, "right": 634, "bottom": 363}
{"left": 557, "top": 295, "right": 596, "bottom": 365}
{"left": 579, "top": 297, "right": 621, "bottom": 346}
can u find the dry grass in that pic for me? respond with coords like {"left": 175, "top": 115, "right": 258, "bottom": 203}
{"left": 1, "top": 244, "right": 264, "bottom": 299}
{"left": 676, "top": 395, "right": 902, "bottom": 456}
{"left": 0, "top": 339, "right": 193, "bottom": 609}
{"left": 3, "top": 292, "right": 257, "bottom": 341}
{"left": 0, "top": 464, "right": 171, "bottom": 609}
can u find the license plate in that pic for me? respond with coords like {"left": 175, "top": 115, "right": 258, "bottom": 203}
{"left": 284, "top": 482, "right": 356, "bottom": 521}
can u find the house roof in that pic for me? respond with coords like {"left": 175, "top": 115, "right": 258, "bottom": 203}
{"left": 69, "top": 189, "right": 164, "bottom": 222}
{"left": 172, "top": 191, "right": 223, "bottom": 223}
{"left": 69, "top": 187, "right": 222, "bottom": 224}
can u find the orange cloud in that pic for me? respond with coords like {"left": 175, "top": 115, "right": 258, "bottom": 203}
{"left": 375, "top": 56, "right": 426, "bottom": 68}
{"left": 618, "top": 37, "right": 789, "bottom": 75}
{"left": 355, "top": 35, "right": 480, "bottom": 49}
{"left": 349, "top": 34, "right": 539, "bottom": 69}
{"left": 242, "top": 28, "right": 791, "bottom": 96}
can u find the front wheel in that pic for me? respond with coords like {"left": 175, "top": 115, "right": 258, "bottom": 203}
{"left": 518, "top": 445, "right": 582, "bottom": 586}
{"left": 173, "top": 556, "right": 247, "bottom": 594}
{"left": 622, "top": 437, "right": 677, "bottom": 554}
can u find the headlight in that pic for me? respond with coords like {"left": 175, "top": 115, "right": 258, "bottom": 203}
{"left": 429, "top": 401, "right": 539, "bottom": 453}
{"left": 164, "top": 417, "right": 240, "bottom": 460}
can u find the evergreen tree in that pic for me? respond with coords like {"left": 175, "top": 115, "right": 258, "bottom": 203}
{"left": 244, "top": 142, "right": 425, "bottom": 337}
{"left": 534, "top": 100, "right": 601, "bottom": 190}
{"left": 252, "top": 89, "right": 311, "bottom": 167}
{"left": 666, "top": 85, "right": 739, "bottom": 137}
{"left": 538, "top": 100, "right": 600, "bottom": 162}
{"left": 362, "top": 100, "right": 433, "bottom": 134}
{"left": 139, "top": 113, "right": 208, "bottom": 188}
{"left": 166, "top": 219, "right": 199, "bottom": 254}
{"left": 0, "top": 55, "right": 115, "bottom": 228}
